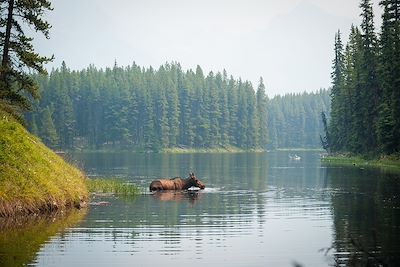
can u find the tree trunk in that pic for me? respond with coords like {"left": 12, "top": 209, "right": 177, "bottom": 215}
{"left": 2, "top": 0, "right": 15, "bottom": 70}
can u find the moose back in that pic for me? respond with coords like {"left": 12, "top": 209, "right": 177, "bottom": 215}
{"left": 149, "top": 173, "right": 205, "bottom": 191}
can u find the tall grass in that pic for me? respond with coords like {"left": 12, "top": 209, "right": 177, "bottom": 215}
{"left": 86, "top": 179, "right": 139, "bottom": 196}
{"left": 0, "top": 110, "right": 88, "bottom": 217}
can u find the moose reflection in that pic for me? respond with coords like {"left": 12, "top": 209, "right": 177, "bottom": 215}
{"left": 151, "top": 191, "right": 203, "bottom": 204}
{"left": 149, "top": 172, "right": 205, "bottom": 191}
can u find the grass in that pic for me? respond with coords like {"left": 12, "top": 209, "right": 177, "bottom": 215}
{"left": 321, "top": 153, "right": 400, "bottom": 172}
{"left": 86, "top": 178, "right": 140, "bottom": 196}
{"left": 0, "top": 110, "right": 88, "bottom": 217}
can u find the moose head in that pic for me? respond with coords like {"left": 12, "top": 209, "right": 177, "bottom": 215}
{"left": 188, "top": 172, "right": 205, "bottom": 189}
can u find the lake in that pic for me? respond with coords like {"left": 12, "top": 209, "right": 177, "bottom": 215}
{"left": 1, "top": 151, "right": 399, "bottom": 266}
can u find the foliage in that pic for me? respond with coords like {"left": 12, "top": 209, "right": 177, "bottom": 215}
{"left": 327, "top": 0, "right": 400, "bottom": 156}
{"left": 320, "top": 111, "right": 330, "bottom": 152}
{"left": 0, "top": 0, "right": 53, "bottom": 119}
{"left": 267, "top": 89, "right": 331, "bottom": 149}
{"left": 25, "top": 62, "right": 271, "bottom": 151}
{"left": 0, "top": 110, "right": 88, "bottom": 217}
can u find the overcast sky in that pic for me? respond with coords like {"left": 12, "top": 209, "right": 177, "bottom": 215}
{"left": 34, "top": 0, "right": 383, "bottom": 96}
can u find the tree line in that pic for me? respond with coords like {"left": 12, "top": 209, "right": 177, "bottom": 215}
{"left": 25, "top": 62, "right": 269, "bottom": 151}
{"left": 268, "top": 90, "right": 330, "bottom": 149}
{"left": 0, "top": 1, "right": 330, "bottom": 152}
{"left": 325, "top": 0, "right": 400, "bottom": 156}
{"left": 24, "top": 61, "right": 330, "bottom": 151}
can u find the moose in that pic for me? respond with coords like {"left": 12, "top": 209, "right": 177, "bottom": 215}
{"left": 149, "top": 172, "right": 205, "bottom": 191}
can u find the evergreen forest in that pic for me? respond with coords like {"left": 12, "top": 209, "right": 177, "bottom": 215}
{"left": 25, "top": 62, "right": 268, "bottom": 151}
{"left": 24, "top": 62, "right": 329, "bottom": 151}
{"left": 326, "top": 0, "right": 400, "bottom": 156}
{"left": 268, "top": 90, "right": 330, "bottom": 149}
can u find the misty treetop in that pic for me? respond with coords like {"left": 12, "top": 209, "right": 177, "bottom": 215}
{"left": 25, "top": 62, "right": 269, "bottom": 151}
{"left": 326, "top": 0, "right": 400, "bottom": 155}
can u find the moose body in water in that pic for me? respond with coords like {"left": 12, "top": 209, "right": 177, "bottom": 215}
{"left": 149, "top": 173, "right": 205, "bottom": 191}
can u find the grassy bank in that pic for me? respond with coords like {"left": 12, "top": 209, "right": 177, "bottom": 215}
{"left": 0, "top": 111, "right": 88, "bottom": 217}
{"left": 321, "top": 154, "right": 400, "bottom": 171}
{"left": 86, "top": 179, "right": 139, "bottom": 196}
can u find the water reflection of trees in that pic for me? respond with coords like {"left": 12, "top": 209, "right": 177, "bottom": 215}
{"left": 327, "top": 167, "right": 400, "bottom": 266}
{"left": 0, "top": 209, "right": 87, "bottom": 267}
{"left": 81, "top": 153, "right": 270, "bottom": 232}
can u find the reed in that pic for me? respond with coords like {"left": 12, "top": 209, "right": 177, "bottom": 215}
{"left": 86, "top": 179, "right": 139, "bottom": 196}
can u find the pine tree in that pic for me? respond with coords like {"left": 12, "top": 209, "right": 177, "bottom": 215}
{"left": 377, "top": 0, "right": 400, "bottom": 153}
{"left": 227, "top": 76, "right": 238, "bottom": 146}
{"left": 0, "top": 0, "right": 53, "bottom": 119}
{"left": 359, "top": 0, "right": 380, "bottom": 153}
{"left": 40, "top": 106, "right": 58, "bottom": 148}
{"left": 29, "top": 114, "right": 39, "bottom": 136}
{"left": 329, "top": 30, "right": 345, "bottom": 152}
{"left": 237, "top": 79, "right": 249, "bottom": 148}
{"left": 217, "top": 70, "right": 230, "bottom": 146}
{"left": 178, "top": 72, "right": 195, "bottom": 147}
{"left": 166, "top": 64, "right": 180, "bottom": 147}
{"left": 246, "top": 82, "right": 259, "bottom": 148}
{"left": 256, "top": 77, "right": 268, "bottom": 148}
{"left": 155, "top": 66, "right": 170, "bottom": 148}
{"left": 206, "top": 71, "right": 221, "bottom": 147}
{"left": 193, "top": 65, "right": 209, "bottom": 147}
{"left": 320, "top": 111, "right": 330, "bottom": 152}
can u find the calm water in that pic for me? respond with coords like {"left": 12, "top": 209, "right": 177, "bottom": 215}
{"left": 1, "top": 151, "right": 399, "bottom": 267}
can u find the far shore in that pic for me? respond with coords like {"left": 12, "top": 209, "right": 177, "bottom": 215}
{"left": 55, "top": 147, "right": 325, "bottom": 154}
{"left": 321, "top": 154, "right": 400, "bottom": 172}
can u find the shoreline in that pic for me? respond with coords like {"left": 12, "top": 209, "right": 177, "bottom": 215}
{"left": 61, "top": 147, "right": 266, "bottom": 154}
{"left": 321, "top": 154, "right": 400, "bottom": 172}
{"left": 57, "top": 147, "right": 324, "bottom": 154}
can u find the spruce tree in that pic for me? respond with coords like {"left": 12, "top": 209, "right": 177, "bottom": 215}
{"left": 329, "top": 30, "right": 345, "bottom": 152}
{"left": 256, "top": 77, "right": 269, "bottom": 148}
{"left": 40, "top": 106, "right": 58, "bottom": 148}
{"left": 359, "top": 0, "right": 380, "bottom": 153}
{"left": 377, "top": 0, "right": 400, "bottom": 153}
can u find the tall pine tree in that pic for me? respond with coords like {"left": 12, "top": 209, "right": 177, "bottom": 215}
{"left": 0, "top": 0, "right": 53, "bottom": 119}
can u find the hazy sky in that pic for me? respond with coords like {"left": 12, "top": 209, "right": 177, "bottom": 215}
{"left": 34, "top": 0, "right": 383, "bottom": 96}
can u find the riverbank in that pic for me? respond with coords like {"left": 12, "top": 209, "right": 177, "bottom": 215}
{"left": 321, "top": 154, "right": 400, "bottom": 171}
{"left": 0, "top": 111, "right": 88, "bottom": 217}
